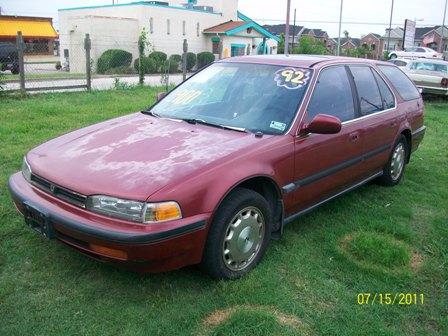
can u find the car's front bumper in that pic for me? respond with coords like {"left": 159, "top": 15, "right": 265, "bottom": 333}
{"left": 8, "top": 172, "right": 210, "bottom": 272}
{"left": 418, "top": 86, "right": 448, "bottom": 96}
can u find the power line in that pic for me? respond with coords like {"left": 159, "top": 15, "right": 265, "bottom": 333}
{"left": 255, "top": 18, "right": 444, "bottom": 27}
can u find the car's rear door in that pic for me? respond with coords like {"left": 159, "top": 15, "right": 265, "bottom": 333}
{"left": 347, "top": 65, "right": 399, "bottom": 175}
{"left": 288, "top": 65, "right": 366, "bottom": 214}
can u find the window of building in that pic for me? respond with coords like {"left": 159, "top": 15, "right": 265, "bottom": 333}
{"left": 212, "top": 41, "right": 220, "bottom": 54}
{"left": 307, "top": 66, "right": 355, "bottom": 122}
{"left": 372, "top": 69, "right": 395, "bottom": 110}
{"left": 349, "top": 66, "right": 383, "bottom": 115}
{"left": 150, "top": 17, "right": 154, "bottom": 34}
{"left": 182, "top": 20, "right": 186, "bottom": 36}
{"left": 196, "top": 22, "right": 200, "bottom": 37}
{"left": 167, "top": 19, "right": 170, "bottom": 35}
{"left": 371, "top": 43, "right": 376, "bottom": 51}
{"left": 378, "top": 65, "right": 420, "bottom": 101}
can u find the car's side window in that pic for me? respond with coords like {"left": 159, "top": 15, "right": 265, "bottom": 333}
{"left": 378, "top": 65, "right": 421, "bottom": 101}
{"left": 349, "top": 66, "right": 383, "bottom": 116}
{"left": 395, "top": 60, "right": 407, "bottom": 67}
{"left": 307, "top": 66, "right": 355, "bottom": 122}
{"left": 372, "top": 69, "right": 395, "bottom": 109}
{"left": 416, "top": 47, "right": 425, "bottom": 52}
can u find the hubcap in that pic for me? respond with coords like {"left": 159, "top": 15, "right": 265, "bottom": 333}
{"left": 222, "top": 206, "right": 265, "bottom": 271}
{"left": 390, "top": 143, "right": 405, "bottom": 181}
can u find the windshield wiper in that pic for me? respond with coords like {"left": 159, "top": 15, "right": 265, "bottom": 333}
{"left": 180, "top": 118, "right": 248, "bottom": 133}
{"left": 141, "top": 110, "right": 161, "bottom": 118}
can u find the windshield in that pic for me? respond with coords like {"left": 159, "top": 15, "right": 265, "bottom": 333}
{"left": 149, "top": 62, "right": 312, "bottom": 134}
{"left": 410, "top": 61, "right": 448, "bottom": 73}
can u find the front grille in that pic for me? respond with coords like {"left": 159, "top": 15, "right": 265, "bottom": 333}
{"left": 30, "top": 173, "right": 87, "bottom": 208}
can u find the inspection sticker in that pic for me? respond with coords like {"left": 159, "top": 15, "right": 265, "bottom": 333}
{"left": 270, "top": 121, "right": 286, "bottom": 131}
{"left": 274, "top": 67, "right": 311, "bottom": 90}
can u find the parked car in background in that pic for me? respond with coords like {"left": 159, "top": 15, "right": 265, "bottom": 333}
{"left": 8, "top": 55, "right": 426, "bottom": 279}
{"left": 387, "top": 58, "right": 410, "bottom": 68}
{"left": 389, "top": 47, "right": 442, "bottom": 60}
{"left": 402, "top": 58, "right": 448, "bottom": 96}
{"left": 0, "top": 42, "right": 19, "bottom": 74}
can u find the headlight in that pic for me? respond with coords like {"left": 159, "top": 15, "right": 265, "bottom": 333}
{"left": 86, "top": 196, "right": 182, "bottom": 223}
{"left": 22, "top": 156, "right": 32, "bottom": 183}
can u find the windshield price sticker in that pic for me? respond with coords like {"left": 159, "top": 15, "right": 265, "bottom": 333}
{"left": 274, "top": 68, "right": 310, "bottom": 90}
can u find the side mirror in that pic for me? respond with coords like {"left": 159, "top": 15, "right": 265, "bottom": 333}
{"left": 302, "top": 114, "right": 342, "bottom": 135}
{"left": 156, "top": 92, "right": 167, "bottom": 102}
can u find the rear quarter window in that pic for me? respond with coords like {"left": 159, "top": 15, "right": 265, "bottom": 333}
{"left": 378, "top": 65, "right": 420, "bottom": 101}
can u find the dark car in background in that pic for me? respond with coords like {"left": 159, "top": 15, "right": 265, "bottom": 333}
{"left": 0, "top": 42, "right": 19, "bottom": 74}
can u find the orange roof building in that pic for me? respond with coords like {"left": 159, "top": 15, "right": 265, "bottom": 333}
{"left": 0, "top": 15, "right": 58, "bottom": 55}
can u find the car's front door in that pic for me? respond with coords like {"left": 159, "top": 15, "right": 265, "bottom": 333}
{"left": 288, "top": 65, "right": 366, "bottom": 214}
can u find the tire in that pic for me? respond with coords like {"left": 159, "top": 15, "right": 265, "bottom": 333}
{"left": 389, "top": 53, "right": 397, "bottom": 59}
{"left": 200, "top": 187, "right": 272, "bottom": 279}
{"left": 377, "top": 135, "right": 408, "bottom": 186}
{"left": 11, "top": 64, "right": 19, "bottom": 75}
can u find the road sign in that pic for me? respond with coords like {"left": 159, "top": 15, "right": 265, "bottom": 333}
{"left": 403, "top": 19, "right": 416, "bottom": 50}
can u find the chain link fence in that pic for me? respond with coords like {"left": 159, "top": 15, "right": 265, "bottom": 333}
{"left": 1, "top": 31, "right": 216, "bottom": 94}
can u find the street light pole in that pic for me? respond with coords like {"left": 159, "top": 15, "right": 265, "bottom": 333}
{"left": 284, "top": 0, "right": 291, "bottom": 55}
{"left": 336, "top": 0, "right": 343, "bottom": 56}
{"left": 441, "top": 0, "right": 447, "bottom": 58}
{"left": 386, "top": 0, "right": 395, "bottom": 53}
{"left": 292, "top": 8, "right": 297, "bottom": 50}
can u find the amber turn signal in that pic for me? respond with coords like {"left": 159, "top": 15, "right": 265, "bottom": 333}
{"left": 90, "top": 244, "right": 128, "bottom": 260}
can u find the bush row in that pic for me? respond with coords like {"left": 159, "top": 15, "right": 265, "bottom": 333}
{"left": 98, "top": 49, "right": 215, "bottom": 74}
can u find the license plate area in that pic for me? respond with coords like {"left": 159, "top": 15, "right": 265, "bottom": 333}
{"left": 23, "top": 203, "right": 55, "bottom": 239}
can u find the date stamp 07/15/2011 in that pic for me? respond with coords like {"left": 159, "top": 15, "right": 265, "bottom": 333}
{"left": 357, "top": 293, "right": 424, "bottom": 305}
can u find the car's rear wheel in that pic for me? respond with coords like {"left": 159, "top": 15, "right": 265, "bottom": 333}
{"left": 200, "top": 188, "right": 272, "bottom": 279}
{"left": 389, "top": 53, "right": 397, "bottom": 59}
{"left": 377, "top": 135, "right": 408, "bottom": 186}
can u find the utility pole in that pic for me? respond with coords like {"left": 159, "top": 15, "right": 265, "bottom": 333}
{"left": 386, "top": 0, "right": 395, "bottom": 53}
{"left": 284, "top": 0, "right": 291, "bottom": 55}
{"left": 336, "top": 0, "right": 343, "bottom": 56}
{"left": 292, "top": 9, "right": 297, "bottom": 50}
{"left": 441, "top": 0, "right": 447, "bottom": 59}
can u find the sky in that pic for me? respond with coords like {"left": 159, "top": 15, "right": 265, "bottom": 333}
{"left": 0, "top": 0, "right": 446, "bottom": 38}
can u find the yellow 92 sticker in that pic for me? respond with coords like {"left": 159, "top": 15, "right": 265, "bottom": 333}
{"left": 274, "top": 67, "right": 310, "bottom": 90}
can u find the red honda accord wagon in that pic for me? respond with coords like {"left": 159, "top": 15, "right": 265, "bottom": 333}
{"left": 9, "top": 55, "right": 426, "bottom": 279}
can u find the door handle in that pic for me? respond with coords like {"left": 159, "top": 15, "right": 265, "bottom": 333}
{"left": 349, "top": 132, "right": 359, "bottom": 142}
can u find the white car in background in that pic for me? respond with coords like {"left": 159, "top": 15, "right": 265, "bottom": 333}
{"left": 401, "top": 58, "right": 448, "bottom": 96}
{"left": 389, "top": 47, "right": 442, "bottom": 60}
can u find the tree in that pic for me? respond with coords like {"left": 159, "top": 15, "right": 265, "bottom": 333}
{"left": 277, "top": 33, "right": 285, "bottom": 54}
{"left": 343, "top": 30, "right": 349, "bottom": 39}
{"left": 292, "top": 36, "right": 328, "bottom": 55}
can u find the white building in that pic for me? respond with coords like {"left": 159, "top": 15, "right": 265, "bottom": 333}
{"left": 58, "top": 0, "right": 279, "bottom": 72}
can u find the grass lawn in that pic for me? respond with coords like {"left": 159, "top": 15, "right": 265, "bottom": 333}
{"left": 0, "top": 88, "right": 447, "bottom": 335}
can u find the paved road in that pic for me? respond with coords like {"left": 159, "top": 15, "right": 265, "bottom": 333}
{"left": 4, "top": 74, "right": 186, "bottom": 92}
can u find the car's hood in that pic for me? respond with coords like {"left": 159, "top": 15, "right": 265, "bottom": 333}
{"left": 28, "top": 113, "right": 263, "bottom": 200}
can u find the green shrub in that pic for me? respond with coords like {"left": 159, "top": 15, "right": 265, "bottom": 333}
{"left": 197, "top": 52, "right": 215, "bottom": 69}
{"left": 186, "top": 52, "right": 196, "bottom": 71}
{"left": 148, "top": 51, "right": 167, "bottom": 72}
{"left": 166, "top": 54, "right": 182, "bottom": 73}
{"left": 97, "top": 49, "right": 133, "bottom": 74}
{"left": 103, "top": 65, "right": 136, "bottom": 75}
{"left": 134, "top": 57, "right": 158, "bottom": 74}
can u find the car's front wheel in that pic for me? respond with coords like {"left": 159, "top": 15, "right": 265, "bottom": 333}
{"left": 200, "top": 188, "right": 272, "bottom": 279}
{"left": 377, "top": 135, "right": 408, "bottom": 186}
